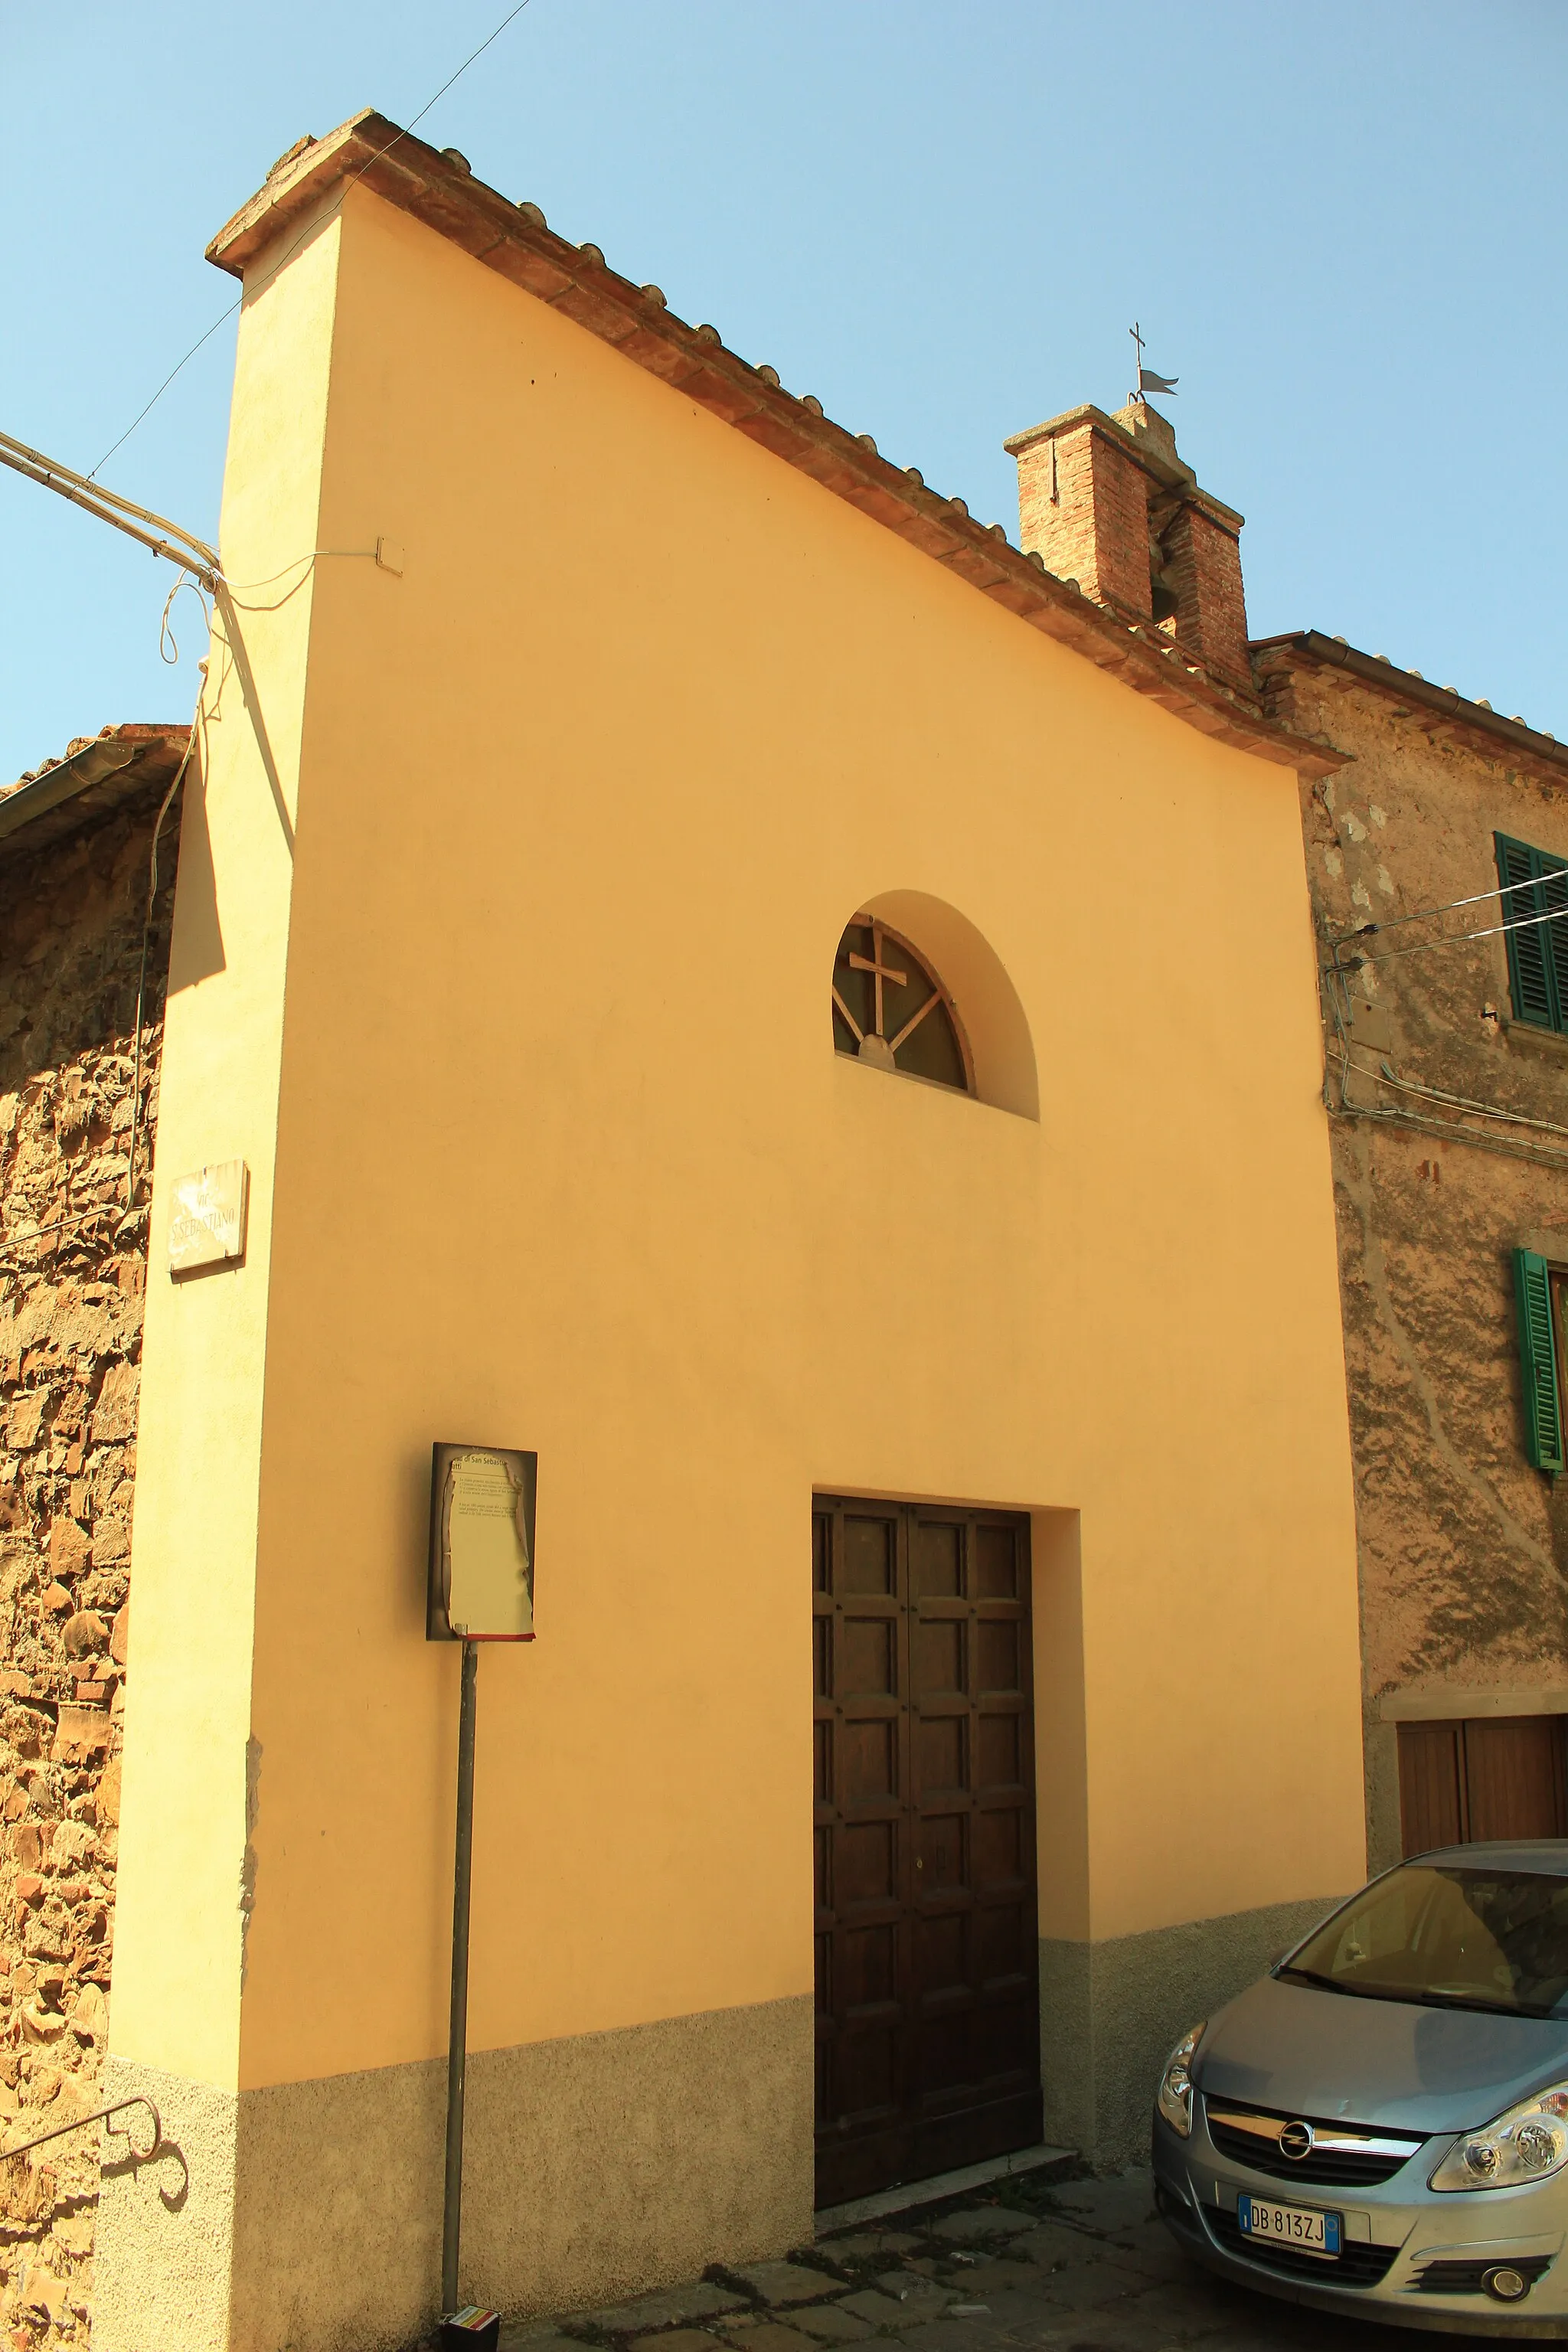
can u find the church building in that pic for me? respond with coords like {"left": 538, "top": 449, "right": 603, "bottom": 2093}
{"left": 1, "top": 111, "right": 1367, "bottom": 2352}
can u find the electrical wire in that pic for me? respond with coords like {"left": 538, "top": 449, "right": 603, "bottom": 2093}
{"left": 1329, "top": 862, "right": 1566, "bottom": 945}
{"left": 1344, "top": 896, "right": 1568, "bottom": 970}
{"left": 88, "top": 0, "right": 538, "bottom": 479}
{"left": 89, "top": 312, "right": 240, "bottom": 483}
{"left": 1328, "top": 891, "right": 1568, "bottom": 975}
{"left": 0, "top": 428, "right": 219, "bottom": 588}
{"left": 1318, "top": 900, "right": 1568, "bottom": 1172}
{"left": 1326, "top": 1049, "right": 1568, "bottom": 1144}
{"left": 2, "top": 426, "right": 387, "bottom": 614}
{"left": 159, "top": 573, "right": 211, "bottom": 665}
{"left": 220, "top": 550, "right": 378, "bottom": 595}
{"left": 1325, "top": 1087, "right": 1568, "bottom": 1176}
{"left": 1320, "top": 972, "right": 1568, "bottom": 1173}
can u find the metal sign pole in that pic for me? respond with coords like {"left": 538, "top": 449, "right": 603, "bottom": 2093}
{"left": 443, "top": 1638, "right": 479, "bottom": 2314}
{"left": 428, "top": 1441, "right": 534, "bottom": 2346}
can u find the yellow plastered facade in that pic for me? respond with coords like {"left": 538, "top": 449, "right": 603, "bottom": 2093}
{"left": 113, "top": 202, "right": 339, "bottom": 2092}
{"left": 108, "top": 168, "right": 1365, "bottom": 2324}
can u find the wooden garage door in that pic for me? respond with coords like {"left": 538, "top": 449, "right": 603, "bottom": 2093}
{"left": 812, "top": 1498, "right": 1041, "bottom": 2210}
{"left": 1398, "top": 1717, "right": 1568, "bottom": 1854}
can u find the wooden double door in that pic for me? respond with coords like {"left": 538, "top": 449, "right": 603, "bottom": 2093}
{"left": 813, "top": 1497, "right": 1041, "bottom": 2208}
{"left": 1399, "top": 1716, "right": 1568, "bottom": 1854}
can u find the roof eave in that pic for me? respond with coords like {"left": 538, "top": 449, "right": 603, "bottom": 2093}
{"left": 1254, "top": 630, "right": 1568, "bottom": 776}
{"left": 0, "top": 726, "right": 193, "bottom": 861}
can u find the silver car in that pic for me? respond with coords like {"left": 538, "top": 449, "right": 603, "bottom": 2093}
{"left": 1153, "top": 1843, "right": 1568, "bottom": 2335}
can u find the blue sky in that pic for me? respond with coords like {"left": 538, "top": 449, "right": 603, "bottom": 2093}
{"left": 2, "top": 2, "right": 1563, "bottom": 779}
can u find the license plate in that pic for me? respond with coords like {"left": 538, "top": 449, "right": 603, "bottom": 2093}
{"left": 1237, "top": 2194, "right": 1341, "bottom": 2257}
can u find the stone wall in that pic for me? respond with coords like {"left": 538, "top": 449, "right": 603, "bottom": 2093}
{"left": 1258, "top": 645, "right": 1568, "bottom": 1864}
{"left": 0, "top": 746, "right": 182, "bottom": 2349}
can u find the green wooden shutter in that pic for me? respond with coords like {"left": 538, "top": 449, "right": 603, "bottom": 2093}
{"left": 1514, "top": 1248, "right": 1565, "bottom": 1472}
{"left": 1544, "top": 861, "right": 1568, "bottom": 1025}
{"left": 1497, "top": 834, "right": 1556, "bottom": 1028}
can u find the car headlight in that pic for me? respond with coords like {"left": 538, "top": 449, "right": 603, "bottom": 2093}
{"left": 1431, "top": 2084, "right": 1568, "bottom": 2192}
{"left": 1156, "top": 2021, "right": 1206, "bottom": 2138}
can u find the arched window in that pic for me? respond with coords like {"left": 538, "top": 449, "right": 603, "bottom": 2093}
{"left": 831, "top": 916, "right": 972, "bottom": 1093}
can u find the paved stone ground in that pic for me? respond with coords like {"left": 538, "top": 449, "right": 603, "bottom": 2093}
{"left": 498, "top": 2164, "right": 1506, "bottom": 2352}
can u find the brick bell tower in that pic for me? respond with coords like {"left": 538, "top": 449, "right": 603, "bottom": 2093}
{"left": 1004, "top": 395, "right": 1253, "bottom": 697}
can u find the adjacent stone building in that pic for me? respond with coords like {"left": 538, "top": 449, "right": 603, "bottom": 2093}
{"left": 0, "top": 724, "right": 187, "bottom": 2345}
{"left": 1255, "top": 637, "right": 1568, "bottom": 1869}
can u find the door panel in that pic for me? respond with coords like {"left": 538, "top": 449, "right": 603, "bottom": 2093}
{"left": 813, "top": 1498, "right": 1041, "bottom": 2208}
{"left": 1398, "top": 1722, "right": 1465, "bottom": 1856}
{"left": 1465, "top": 1717, "right": 1568, "bottom": 1841}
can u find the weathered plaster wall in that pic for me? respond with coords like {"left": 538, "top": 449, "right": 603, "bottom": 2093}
{"left": 1260, "top": 651, "right": 1568, "bottom": 1865}
{"left": 0, "top": 770, "right": 179, "bottom": 2347}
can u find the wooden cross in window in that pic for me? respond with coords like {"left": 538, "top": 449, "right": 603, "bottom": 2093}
{"left": 848, "top": 926, "right": 907, "bottom": 1040}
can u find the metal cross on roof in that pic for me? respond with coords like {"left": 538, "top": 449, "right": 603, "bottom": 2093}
{"left": 1130, "top": 322, "right": 1178, "bottom": 401}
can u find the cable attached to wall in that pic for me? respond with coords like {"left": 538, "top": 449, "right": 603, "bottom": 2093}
{"left": 1341, "top": 895, "right": 1568, "bottom": 972}
{"left": 1319, "top": 912, "right": 1568, "bottom": 1176}
{"left": 1330, "top": 866, "right": 1559, "bottom": 946}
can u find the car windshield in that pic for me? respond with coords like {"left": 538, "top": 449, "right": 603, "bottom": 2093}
{"left": 1281, "top": 1864, "right": 1568, "bottom": 2018}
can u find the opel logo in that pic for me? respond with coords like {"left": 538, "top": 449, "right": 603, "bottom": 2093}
{"left": 1279, "top": 2120, "right": 1314, "bottom": 2161}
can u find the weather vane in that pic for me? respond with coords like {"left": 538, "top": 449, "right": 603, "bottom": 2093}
{"left": 1130, "top": 322, "right": 1178, "bottom": 403}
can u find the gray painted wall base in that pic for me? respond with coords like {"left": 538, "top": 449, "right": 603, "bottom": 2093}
{"left": 90, "top": 1905, "right": 1361, "bottom": 2347}
{"left": 94, "top": 1994, "right": 814, "bottom": 2352}
{"left": 1363, "top": 1717, "right": 1405, "bottom": 1877}
{"left": 1039, "top": 1894, "right": 1349, "bottom": 2163}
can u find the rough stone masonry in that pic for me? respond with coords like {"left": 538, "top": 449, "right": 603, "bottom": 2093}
{"left": 0, "top": 728, "right": 185, "bottom": 2350}
{"left": 1256, "top": 641, "right": 1568, "bottom": 1868}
